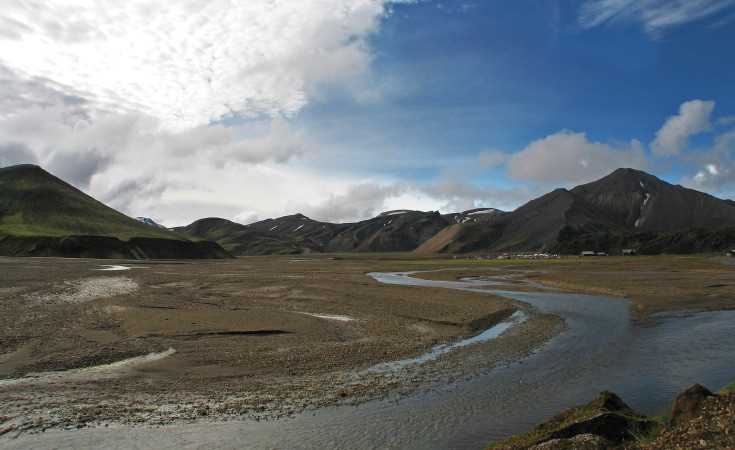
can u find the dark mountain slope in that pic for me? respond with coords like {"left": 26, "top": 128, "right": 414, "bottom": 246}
{"left": 572, "top": 168, "right": 735, "bottom": 231}
{"left": 175, "top": 216, "right": 329, "bottom": 255}
{"left": 326, "top": 210, "right": 450, "bottom": 252}
{"left": 418, "top": 189, "right": 618, "bottom": 254}
{"left": 419, "top": 168, "right": 735, "bottom": 255}
{"left": 246, "top": 214, "right": 345, "bottom": 250}
{"left": 0, "top": 164, "right": 230, "bottom": 259}
{"left": 178, "top": 210, "right": 451, "bottom": 255}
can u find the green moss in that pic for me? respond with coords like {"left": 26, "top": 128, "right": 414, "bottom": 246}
{"left": 721, "top": 380, "right": 735, "bottom": 394}
{"left": 486, "top": 392, "right": 655, "bottom": 449}
{"left": 0, "top": 165, "right": 183, "bottom": 241}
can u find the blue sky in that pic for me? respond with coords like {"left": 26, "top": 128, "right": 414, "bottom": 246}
{"left": 298, "top": 0, "right": 735, "bottom": 191}
{"left": 1, "top": 0, "right": 735, "bottom": 224}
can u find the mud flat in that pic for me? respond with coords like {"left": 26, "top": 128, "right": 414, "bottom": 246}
{"left": 2, "top": 255, "right": 735, "bottom": 450}
{"left": 0, "top": 256, "right": 559, "bottom": 441}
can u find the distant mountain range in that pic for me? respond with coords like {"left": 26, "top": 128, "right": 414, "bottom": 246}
{"left": 3, "top": 164, "right": 735, "bottom": 259}
{"left": 0, "top": 165, "right": 230, "bottom": 259}
{"left": 176, "top": 168, "right": 735, "bottom": 256}
{"left": 173, "top": 207, "right": 509, "bottom": 255}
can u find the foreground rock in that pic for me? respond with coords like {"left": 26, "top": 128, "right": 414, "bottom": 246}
{"left": 488, "top": 391, "right": 657, "bottom": 449}
{"left": 669, "top": 383, "right": 714, "bottom": 426}
{"left": 490, "top": 384, "right": 735, "bottom": 449}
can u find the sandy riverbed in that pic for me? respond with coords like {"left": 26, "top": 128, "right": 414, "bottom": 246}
{"left": 0, "top": 256, "right": 562, "bottom": 434}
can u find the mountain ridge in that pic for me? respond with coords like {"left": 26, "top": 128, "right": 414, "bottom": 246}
{"left": 0, "top": 164, "right": 231, "bottom": 259}
{"left": 178, "top": 168, "right": 735, "bottom": 256}
{"left": 6, "top": 164, "right": 735, "bottom": 258}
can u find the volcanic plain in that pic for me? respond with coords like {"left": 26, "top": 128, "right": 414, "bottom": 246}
{"left": 1, "top": 253, "right": 733, "bottom": 435}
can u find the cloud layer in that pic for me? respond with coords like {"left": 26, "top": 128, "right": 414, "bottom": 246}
{"left": 0, "top": 3, "right": 733, "bottom": 227}
{"left": 0, "top": 0, "right": 388, "bottom": 129}
{"left": 579, "top": 0, "right": 735, "bottom": 34}
{"left": 652, "top": 100, "right": 715, "bottom": 156}
{"left": 507, "top": 131, "right": 647, "bottom": 184}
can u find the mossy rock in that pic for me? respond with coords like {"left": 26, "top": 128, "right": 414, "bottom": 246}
{"left": 488, "top": 392, "right": 657, "bottom": 449}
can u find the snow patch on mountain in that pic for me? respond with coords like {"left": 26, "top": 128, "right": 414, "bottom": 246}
{"left": 136, "top": 217, "right": 166, "bottom": 229}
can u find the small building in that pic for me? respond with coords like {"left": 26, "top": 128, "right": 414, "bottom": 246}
{"left": 622, "top": 248, "right": 638, "bottom": 256}
{"left": 581, "top": 251, "right": 596, "bottom": 257}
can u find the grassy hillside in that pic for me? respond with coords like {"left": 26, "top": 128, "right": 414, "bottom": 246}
{"left": 0, "top": 165, "right": 180, "bottom": 240}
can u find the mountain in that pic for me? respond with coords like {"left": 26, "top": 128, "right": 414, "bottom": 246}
{"left": 0, "top": 164, "right": 230, "bottom": 259}
{"left": 169, "top": 168, "right": 735, "bottom": 256}
{"left": 246, "top": 213, "right": 344, "bottom": 251}
{"left": 325, "top": 210, "right": 450, "bottom": 252}
{"left": 571, "top": 168, "right": 735, "bottom": 231}
{"left": 173, "top": 217, "right": 322, "bottom": 255}
{"left": 418, "top": 168, "right": 735, "bottom": 255}
{"left": 136, "top": 217, "right": 168, "bottom": 229}
{"left": 176, "top": 210, "right": 452, "bottom": 255}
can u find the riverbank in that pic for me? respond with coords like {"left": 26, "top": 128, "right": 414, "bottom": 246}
{"left": 0, "top": 256, "right": 561, "bottom": 435}
{"left": 410, "top": 255, "right": 735, "bottom": 317}
{"left": 487, "top": 381, "right": 735, "bottom": 449}
{"left": 2, "top": 255, "right": 735, "bottom": 449}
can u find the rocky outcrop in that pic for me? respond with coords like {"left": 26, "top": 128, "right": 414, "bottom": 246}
{"left": 489, "top": 391, "right": 656, "bottom": 449}
{"left": 669, "top": 384, "right": 714, "bottom": 426}
{"left": 489, "top": 384, "right": 735, "bottom": 450}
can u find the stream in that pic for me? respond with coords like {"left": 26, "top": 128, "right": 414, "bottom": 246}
{"left": 3, "top": 271, "right": 735, "bottom": 450}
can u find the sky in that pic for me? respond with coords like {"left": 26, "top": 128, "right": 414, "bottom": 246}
{"left": 1, "top": 0, "right": 735, "bottom": 226}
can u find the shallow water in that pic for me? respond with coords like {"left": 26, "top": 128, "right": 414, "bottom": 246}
{"left": 368, "top": 310, "right": 527, "bottom": 373}
{"left": 0, "top": 349, "right": 176, "bottom": 388}
{"left": 4, "top": 271, "right": 735, "bottom": 450}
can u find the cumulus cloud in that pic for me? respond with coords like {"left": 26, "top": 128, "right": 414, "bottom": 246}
{"left": 0, "top": 65, "right": 89, "bottom": 120}
{"left": 0, "top": 0, "right": 394, "bottom": 129}
{"left": 0, "top": 143, "right": 37, "bottom": 167}
{"left": 299, "top": 179, "right": 530, "bottom": 223}
{"left": 652, "top": 100, "right": 715, "bottom": 156}
{"left": 0, "top": 0, "right": 427, "bottom": 226}
{"left": 579, "top": 0, "right": 735, "bottom": 35}
{"left": 0, "top": 102, "right": 307, "bottom": 199}
{"left": 419, "top": 181, "right": 531, "bottom": 213}
{"left": 302, "top": 183, "right": 407, "bottom": 223}
{"left": 507, "top": 131, "right": 647, "bottom": 184}
{"left": 683, "top": 128, "right": 735, "bottom": 191}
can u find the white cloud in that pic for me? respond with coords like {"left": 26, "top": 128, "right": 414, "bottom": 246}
{"left": 506, "top": 131, "right": 647, "bottom": 184}
{"left": 0, "top": 0, "right": 434, "bottom": 227}
{"left": 302, "top": 183, "right": 407, "bottom": 223}
{"left": 652, "top": 100, "right": 715, "bottom": 156}
{"left": 683, "top": 128, "right": 735, "bottom": 191}
{"left": 0, "top": 0, "right": 393, "bottom": 130}
{"left": 579, "top": 0, "right": 735, "bottom": 35}
{"left": 299, "top": 179, "right": 529, "bottom": 223}
{"left": 0, "top": 106, "right": 307, "bottom": 187}
{"left": 0, "top": 143, "right": 37, "bottom": 167}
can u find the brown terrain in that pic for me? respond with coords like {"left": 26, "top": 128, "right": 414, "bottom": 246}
{"left": 1, "top": 253, "right": 734, "bottom": 444}
{"left": 413, "top": 255, "right": 735, "bottom": 317}
{"left": 0, "top": 254, "right": 560, "bottom": 434}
